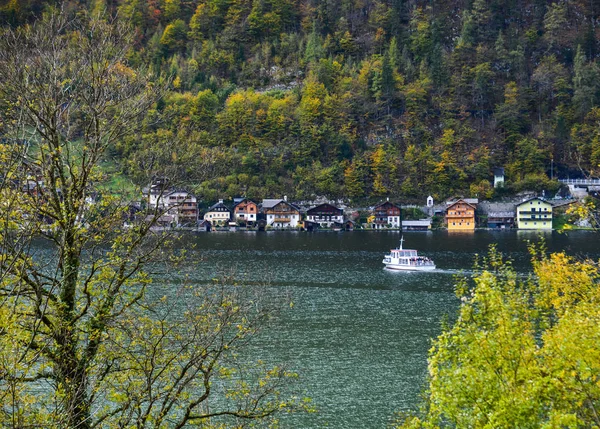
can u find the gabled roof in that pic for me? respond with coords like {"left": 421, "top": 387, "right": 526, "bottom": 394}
{"left": 306, "top": 203, "right": 343, "bottom": 214}
{"left": 233, "top": 198, "right": 257, "bottom": 209}
{"left": 207, "top": 201, "right": 230, "bottom": 211}
{"left": 271, "top": 200, "right": 301, "bottom": 211}
{"left": 493, "top": 167, "right": 505, "bottom": 176}
{"left": 446, "top": 199, "right": 477, "bottom": 210}
{"left": 261, "top": 199, "right": 283, "bottom": 209}
{"left": 517, "top": 197, "right": 550, "bottom": 207}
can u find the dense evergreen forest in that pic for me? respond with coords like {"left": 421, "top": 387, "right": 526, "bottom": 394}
{"left": 3, "top": 0, "right": 600, "bottom": 202}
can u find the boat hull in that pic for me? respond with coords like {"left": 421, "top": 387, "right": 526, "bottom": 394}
{"left": 383, "top": 263, "right": 436, "bottom": 271}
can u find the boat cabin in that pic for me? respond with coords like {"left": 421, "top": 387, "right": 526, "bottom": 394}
{"left": 391, "top": 249, "right": 418, "bottom": 258}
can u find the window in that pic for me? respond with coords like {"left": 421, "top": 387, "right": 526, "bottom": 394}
{"left": 452, "top": 222, "right": 455, "bottom": 226}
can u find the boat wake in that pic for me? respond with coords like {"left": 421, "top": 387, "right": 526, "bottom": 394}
{"left": 384, "top": 267, "right": 473, "bottom": 275}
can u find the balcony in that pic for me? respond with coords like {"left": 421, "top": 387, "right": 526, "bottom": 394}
{"left": 519, "top": 217, "right": 551, "bottom": 222}
{"left": 446, "top": 212, "right": 474, "bottom": 218}
{"left": 518, "top": 211, "right": 550, "bottom": 215}
{"left": 274, "top": 217, "right": 291, "bottom": 223}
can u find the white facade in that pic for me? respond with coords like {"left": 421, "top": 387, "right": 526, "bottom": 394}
{"left": 266, "top": 213, "right": 300, "bottom": 228}
{"left": 166, "top": 191, "right": 198, "bottom": 225}
{"left": 204, "top": 200, "right": 230, "bottom": 226}
{"left": 388, "top": 216, "right": 401, "bottom": 228}
{"left": 305, "top": 214, "right": 343, "bottom": 227}
{"left": 204, "top": 210, "right": 230, "bottom": 225}
{"left": 148, "top": 190, "right": 167, "bottom": 208}
{"left": 235, "top": 212, "right": 256, "bottom": 222}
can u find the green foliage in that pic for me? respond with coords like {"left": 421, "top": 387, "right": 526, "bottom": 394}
{"left": 10, "top": 0, "right": 600, "bottom": 201}
{"left": 160, "top": 19, "right": 187, "bottom": 52}
{"left": 397, "top": 247, "right": 600, "bottom": 428}
{"left": 0, "top": 12, "right": 302, "bottom": 427}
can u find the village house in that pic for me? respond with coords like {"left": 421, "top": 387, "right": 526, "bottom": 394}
{"left": 142, "top": 181, "right": 198, "bottom": 227}
{"left": 144, "top": 179, "right": 171, "bottom": 208}
{"left": 305, "top": 203, "right": 344, "bottom": 228}
{"left": 516, "top": 197, "right": 552, "bottom": 230}
{"left": 232, "top": 198, "right": 258, "bottom": 225}
{"left": 166, "top": 190, "right": 198, "bottom": 226}
{"left": 372, "top": 201, "right": 401, "bottom": 229}
{"left": 446, "top": 199, "right": 477, "bottom": 231}
{"left": 262, "top": 198, "right": 301, "bottom": 228}
{"left": 487, "top": 211, "right": 515, "bottom": 229}
{"left": 203, "top": 200, "right": 230, "bottom": 226}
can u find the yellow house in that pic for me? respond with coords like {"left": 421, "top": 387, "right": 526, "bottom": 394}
{"left": 516, "top": 198, "right": 552, "bottom": 230}
{"left": 446, "top": 199, "right": 477, "bottom": 231}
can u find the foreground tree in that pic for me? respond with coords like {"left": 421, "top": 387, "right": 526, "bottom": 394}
{"left": 0, "top": 11, "right": 299, "bottom": 428}
{"left": 398, "top": 246, "right": 600, "bottom": 428}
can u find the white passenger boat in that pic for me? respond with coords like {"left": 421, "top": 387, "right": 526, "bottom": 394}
{"left": 382, "top": 237, "right": 436, "bottom": 271}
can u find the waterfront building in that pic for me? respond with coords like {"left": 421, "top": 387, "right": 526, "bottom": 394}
{"left": 487, "top": 211, "right": 515, "bottom": 229}
{"left": 372, "top": 201, "right": 402, "bottom": 229}
{"left": 402, "top": 219, "right": 432, "bottom": 231}
{"left": 143, "top": 179, "right": 174, "bottom": 209}
{"left": 232, "top": 198, "right": 258, "bottom": 225}
{"left": 203, "top": 200, "right": 230, "bottom": 226}
{"left": 305, "top": 203, "right": 344, "bottom": 228}
{"left": 166, "top": 191, "right": 198, "bottom": 226}
{"left": 264, "top": 199, "right": 301, "bottom": 228}
{"left": 516, "top": 197, "right": 552, "bottom": 230}
{"left": 445, "top": 199, "right": 477, "bottom": 231}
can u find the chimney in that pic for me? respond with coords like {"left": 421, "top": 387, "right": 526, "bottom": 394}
{"left": 283, "top": 195, "right": 287, "bottom": 202}
{"left": 218, "top": 199, "right": 223, "bottom": 204}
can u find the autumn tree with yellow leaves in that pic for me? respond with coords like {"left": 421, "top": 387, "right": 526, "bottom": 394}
{"left": 0, "top": 11, "right": 301, "bottom": 429}
{"left": 398, "top": 246, "right": 600, "bottom": 428}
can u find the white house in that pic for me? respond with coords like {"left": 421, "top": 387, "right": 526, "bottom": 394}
{"left": 144, "top": 182, "right": 170, "bottom": 208}
{"left": 262, "top": 198, "right": 301, "bottom": 228}
{"left": 305, "top": 203, "right": 344, "bottom": 228}
{"left": 203, "top": 200, "right": 230, "bottom": 226}
{"left": 166, "top": 191, "right": 198, "bottom": 226}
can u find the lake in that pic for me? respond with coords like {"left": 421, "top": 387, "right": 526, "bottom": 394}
{"left": 162, "top": 230, "right": 600, "bottom": 428}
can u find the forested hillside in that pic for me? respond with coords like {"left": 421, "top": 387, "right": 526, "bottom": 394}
{"left": 3, "top": 0, "right": 600, "bottom": 201}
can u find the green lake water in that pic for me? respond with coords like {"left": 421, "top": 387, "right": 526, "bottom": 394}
{"left": 156, "top": 230, "right": 600, "bottom": 428}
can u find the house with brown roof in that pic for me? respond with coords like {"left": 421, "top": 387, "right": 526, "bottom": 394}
{"left": 233, "top": 198, "right": 258, "bottom": 225}
{"left": 263, "top": 198, "right": 301, "bottom": 228}
{"left": 305, "top": 203, "right": 343, "bottom": 228}
{"left": 371, "top": 201, "right": 402, "bottom": 229}
{"left": 446, "top": 199, "right": 477, "bottom": 231}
